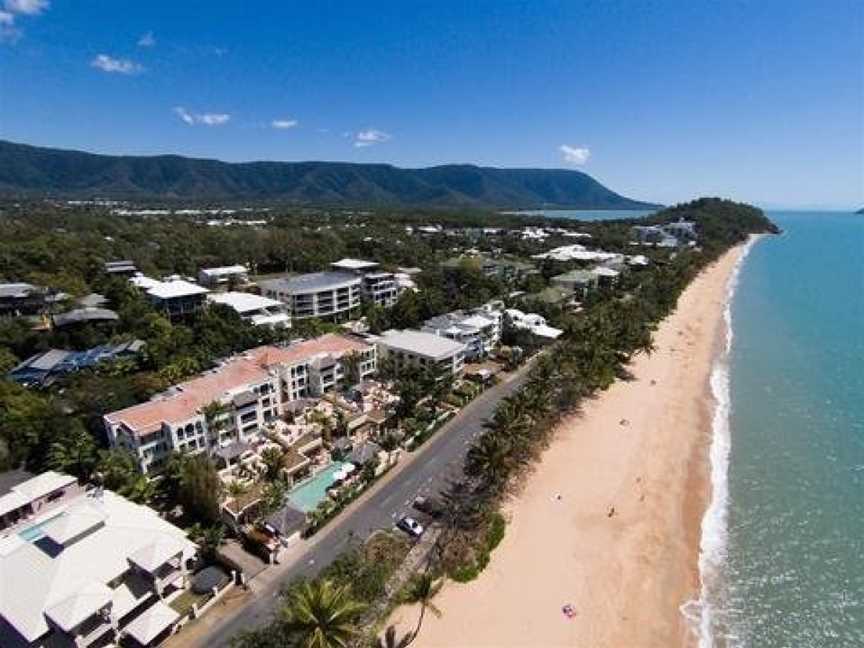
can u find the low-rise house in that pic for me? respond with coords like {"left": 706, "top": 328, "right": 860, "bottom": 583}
{"left": 208, "top": 292, "right": 290, "bottom": 329}
{"left": 131, "top": 276, "right": 210, "bottom": 320}
{"left": 104, "top": 334, "right": 376, "bottom": 475}
{"left": 591, "top": 266, "right": 620, "bottom": 286}
{"left": 374, "top": 329, "right": 466, "bottom": 376}
{"left": 259, "top": 272, "right": 362, "bottom": 321}
{"left": 52, "top": 307, "right": 119, "bottom": 328}
{"left": 104, "top": 260, "right": 138, "bottom": 276}
{"left": 330, "top": 258, "right": 400, "bottom": 308}
{"left": 197, "top": 265, "right": 250, "bottom": 290}
{"left": 551, "top": 269, "right": 599, "bottom": 298}
{"left": 504, "top": 308, "right": 564, "bottom": 340}
{"left": 631, "top": 220, "right": 696, "bottom": 247}
{"left": 441, "top": 255, "right": 535, "bottom": 283}
{"left": 532, "top": 244, "right": 621, "bottom": 263}
{"left": 0, "top": 283, "right": 50, "bottom": 318}
{"left": 0, "top": 472, "right": 196, "bottom": 648}
{"left": 8, "top": 340, "right": 145, "bottom": 388}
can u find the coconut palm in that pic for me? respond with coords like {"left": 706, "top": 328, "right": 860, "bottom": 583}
{"left": 375, "top": 626, "right": 414, "bottom": 648}
{"left": 399, "top": 572, "right": 442, "bottom": 640}
{"left": 260, "top": 446, "right": 285, "bottom": 482}
{"left": 281, "top": 579, "right": 366, "bottom": 648}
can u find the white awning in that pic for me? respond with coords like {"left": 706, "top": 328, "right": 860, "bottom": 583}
{"left": 123, "top": 601, "right": 180, "bottom": 645}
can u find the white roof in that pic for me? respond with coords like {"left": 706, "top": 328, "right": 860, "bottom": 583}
{"left": 44, "top": 581, "right": 112, "bottom": 632}
{"left": 123, "top": 600, "right": 179, "bottom": 645}
{"left": 129, "top": 274, "right": 161, "bottom": 290}
{"left": 40, "top": 507, "right": 106, "bottom": 545}
{"left": 0, "top": 490, "right": 195, "bottom": 642}
{"left": 128, "top": 536, "right": 187, "bottom": 572}
{"left": 0, "top": 492, "right": 27, "bottom": 518}
{"left": 330, "top": 258, "right": 379, "bottom": 271}
{"left": 147, "top": 279, "right": 209, "bottom": 300}
{"left": 531, "top": 324, "right": 564, "bottom": 339}
{"left": 209, "top": 292, "right": 283, "bottom": 314}
{"left": 460, "top": 314, "right": 496, "bottom": 329}
{"left": 250, "top": 312, "right": 291, "bottom": 327}
{"left": 592, "top": 267, "right": 620, "bottom": 277}
{"left": 379, "top": 330, "right": 466, "bottom": 360}
{"left": 199, "top": 265, "right": 248, "bottom": 277}
{"left": 10, "top": 471, "right": 76, "bottom": 503}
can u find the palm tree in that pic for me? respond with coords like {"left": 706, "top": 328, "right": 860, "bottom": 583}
{"left": 465, "top": 433, "right": 512, "bottom": 493}
{"left": 375, "top": 626, "right": 414, "bottom": 648}
{"left": 282, "top": 579, "right": 366, "bottom": 648}
{"left": 226, "top": 480, "right": 249, "bottom": 499}
{"left": 399, "top": 572, "right": 442, "bottom": 640}
{"left": 260, "top": 446, "right": 285, "bottom": 482}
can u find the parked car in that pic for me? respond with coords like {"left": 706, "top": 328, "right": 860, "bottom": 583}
{"left": 396, "top": 515, "right": 424, "bottom": 538}
{"left": 412, "top": 496, "right": 445, "bottom": 519}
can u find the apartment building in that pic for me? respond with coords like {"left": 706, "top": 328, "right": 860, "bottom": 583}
{"left": 375, "top": 329, "right": 466, "bottom": 376}
{"left": 208, "top": 292, "right": 290, "bottom": 328}
{"left": 259, "top": 272, "right": 362, "bottom": 321}
{"left": 130, "top": 275, "right": 210, "bottom": 320}
{"left": 103, "top": 334, "right": 376, "bottom": 475}
{"left": 0, "top": 472, "right": 196, "bottom": 648}
{"left": 197, "top": 265, "right": 250, "bottom": 290}
{"left": 330, "top": 258, "right": 400, "bottom": 308}
{"left": 422, "top": 304, "right": 502, "bottom": 360}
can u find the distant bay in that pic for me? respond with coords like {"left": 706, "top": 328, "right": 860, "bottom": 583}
{"left": 502, "top": 208, "right": 656, "bottom": 221}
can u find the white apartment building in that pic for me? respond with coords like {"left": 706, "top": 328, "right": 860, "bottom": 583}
{"left": 330, "top": 258, "right": 400, "bottom": 308}
{"left": 208, "top": 292, "right": 291, "bottom": 328}
{"left": 375, "top": 329, "right": 466, "bottom": 376}
{"left": 103, "top": 334, "right": 377, "bottom": 475}
{"left": 130, "top": 275, "right": 210, "bottom": 320}
{"left": 421, "top": 304, "right": 503, "bottom": 361}
{"left": 0, "top": 472, "right": 196, "bottom": 648}
{"left": 197, "top": 265, "right": 250, "bottom": 289}
{"left": 259, "top": 272, "right": 362, "bottom": 321}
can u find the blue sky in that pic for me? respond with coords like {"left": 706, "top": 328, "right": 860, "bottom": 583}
{"left": 1, "top": 0, "right": 862, "bottom": 208}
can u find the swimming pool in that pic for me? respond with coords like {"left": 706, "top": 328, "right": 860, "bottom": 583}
{"left": 18, "top": 512, "right": 66, "bottom": 542}
{"left": 288, "top": 462, "right": 349, "bottom": 512}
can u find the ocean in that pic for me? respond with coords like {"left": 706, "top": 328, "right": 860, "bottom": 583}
{"left": 696, "top": 211, "right": 864, "bottom": 647}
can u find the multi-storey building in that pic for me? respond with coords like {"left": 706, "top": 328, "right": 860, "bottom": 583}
{"left": 329, "top": 258, "right": 400, "bottom": 308}
{"left": 103, "top": 334, "right": 376, "bottom": 475}
{"left": 208, "top": 292, "right": 291, "bottom": 328}
{"left": 197, "top": 265, "right": 250, "bottom": 290}
{"left": 421, "top": 304, "right": 502, "bottom": 360}
{"left": 0, "top": 472, "right": 197, "bottom": 648}
{"left": 374, "top": 329, "right": 466, "bottom": 376}
{"left": 259, "top": 272, "right": 362, "bottom": 321}
{"left": 130, "top": 275, "right": 210, "bottom": 320}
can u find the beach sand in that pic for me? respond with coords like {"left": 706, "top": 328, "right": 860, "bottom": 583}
{"left": 387, "top": 243, "right": 747, "bottom": 648}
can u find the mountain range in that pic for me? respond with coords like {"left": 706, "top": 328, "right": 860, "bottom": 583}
{"left": 0, "top": 140, "right": 658, "bottom": 210}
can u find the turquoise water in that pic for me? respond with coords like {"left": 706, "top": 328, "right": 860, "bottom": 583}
{"left": 502, "top": 208, "right": 656, "bottom": 221}
{"left": 702, "top": 211, "right": 864, "bottom": 646}
{"left": 18, "top": 512, "right": 65, "bottom": 542}
{"left": 288, "top": 462, "right": 349, "bottom": 512}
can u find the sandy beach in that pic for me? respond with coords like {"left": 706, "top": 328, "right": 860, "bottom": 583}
{"left": 388, "top": 242, "right": 749, "bottom": 648}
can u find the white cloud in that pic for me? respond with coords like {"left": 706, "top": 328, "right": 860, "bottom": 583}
{"left": 1, "top": 0, "right": 48, "bottom": 43}
{"left": 137, "top": 31, "right": 155, "bottom": 47}
{"left": 353, "top": 128, "right": 391, "bottom": 147}
{"left": 173, "top": 106, "right": 230, "bottom": 126}
{"left": 91, "top": 54, "right": 143, "bottom": 75}
{"left": 559, "top": 144, "right": 591, "bottom": 165}
{"left": 4, "top": 0, "right": 48, "bottom": 15}
{"left": 271, "top": 118, "right": 298, "bottom": 130}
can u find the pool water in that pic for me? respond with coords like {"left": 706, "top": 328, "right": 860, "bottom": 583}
{"left": 288, "top": 463, "right": 349, "bottom": 512}
{"left": 18, "top": 512, "right": 66, "bottom": 542}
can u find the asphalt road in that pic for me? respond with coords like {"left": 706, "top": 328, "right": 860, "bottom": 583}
{"left": 201, "top": 365, "right": 532, "bottom": 647}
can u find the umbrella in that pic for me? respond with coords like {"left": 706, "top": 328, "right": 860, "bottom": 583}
{"left": 343, "top": 463, "right": 356, "bottom": 474}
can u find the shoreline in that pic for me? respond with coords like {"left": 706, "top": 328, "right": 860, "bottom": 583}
{"left": 387, "top": 241, "right": 752, "bottom": 647}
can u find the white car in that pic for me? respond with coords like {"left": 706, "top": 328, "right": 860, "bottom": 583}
{"left": 397, "top": 515, "right": 425, "bottom": 538}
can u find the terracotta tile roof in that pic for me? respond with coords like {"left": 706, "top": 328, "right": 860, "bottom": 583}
{"left": 105, "top": 334, "right": 373, "bottom": 437}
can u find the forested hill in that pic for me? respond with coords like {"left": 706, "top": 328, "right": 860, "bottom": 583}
{"left": 0, "top": 140, "right": 659, "bottom": 209}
